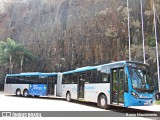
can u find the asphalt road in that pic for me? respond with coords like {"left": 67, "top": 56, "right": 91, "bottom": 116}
{"left": 0, "top": 92, "right": 104, "bottom": 111}
{"left": 0, "top": 91, "right": 156, "bottom": 119}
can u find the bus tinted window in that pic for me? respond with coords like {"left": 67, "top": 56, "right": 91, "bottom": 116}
{"left": 85, "top": 71, "right": 91, "bottom": 83}
{"left": 63, "top": 74, "right": 75, "bottom": 84}
{"left": 97, "top": 71, "right": 102, "bottom": 83}
{"left": 90, "top": 70, "right": 98, "bottom": 83}
{"left": 17, "top": 76, "right": 26, "bottom": 84}
{"left": 72, "top": 73, "right": 78, "bottom": 84}
{"left": 25, "top": 76, "right": 39, "bottom": 84}
{"left": 48, "top": 76, "right": 57, "bottom": 84}
{"left": 68, "top": 74, "right": 73, "bottom": 83}
{"left": 87, "top": 70, "right": 110, "bottom": 83}
{"left": 53, "top": 76, "right": 57, "bottom": 84}
{"left": 39, "top": 76, "right": 47, "bottom": 84}
{"left": 62, "top": 74, "right": 69, "bottom": 84}
{"left": 101, "top": 73, "right": 110, "bottom": 83}
{"left": 6, "top": 77, "right": 17, "bottom": 84}
{"left": 6, "top": 76, "right": 29, "bottom": 84}
{"left": 91, "top": 70, "right": 103, "bottom": 83}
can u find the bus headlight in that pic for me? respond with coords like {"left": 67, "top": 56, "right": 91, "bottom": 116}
{"left": 131, "top": 91, "right": 139, "bottom": 99}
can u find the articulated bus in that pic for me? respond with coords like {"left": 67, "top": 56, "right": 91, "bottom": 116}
{"left": 4, "top": 72, "right": 59, "bottom": 97}
{"left": 4, "top": 61, "right": 157, "bottom": 108}
{"left": 57, "top": 61, "right": 157, "bottom": 108}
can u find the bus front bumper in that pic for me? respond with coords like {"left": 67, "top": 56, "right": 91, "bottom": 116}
{"left": 130, "top": 97, "right": 155, "bottom": 106}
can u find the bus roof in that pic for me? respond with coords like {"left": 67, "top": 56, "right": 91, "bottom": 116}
{"left": 62, "top": 61, "right": 145, "bottom": 74}
{"left": 7, "top": 72, "right": 57, "bottom": 77}
{"left": 6, "top": 61, "right": 145, "bottom": 76}
{"left": 63, "top": 66, "right": 98, "bottom": 74}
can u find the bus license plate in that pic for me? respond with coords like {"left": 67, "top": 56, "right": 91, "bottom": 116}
{"left": 144, "top": 102, "right": 149, "bottom": 105}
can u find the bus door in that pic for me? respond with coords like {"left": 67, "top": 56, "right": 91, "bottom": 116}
{"left": 111, "top": 68, "right": 124, "bottom": 105}
{"left": 47, "top": 76, "right": 56, "bottom": 95}
{"left": 78, "top": 73, "right": 85, "bottom": 99}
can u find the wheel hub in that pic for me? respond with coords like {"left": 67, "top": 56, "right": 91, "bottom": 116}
{"left": 17, "top": 91, "right": 20, "bottom": 95}
{"left": 100, "top": 98, "right": 106, "bottom": 106}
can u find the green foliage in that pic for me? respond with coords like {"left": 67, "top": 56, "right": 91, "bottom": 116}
{"left": 156, "top": 100, "right": 160, "bottom": 105}
{"left": 0, "top": 38, "right": 36, "bottom": 73}
{"left": 147, "top": 36, "right": 156, "bottom": 47}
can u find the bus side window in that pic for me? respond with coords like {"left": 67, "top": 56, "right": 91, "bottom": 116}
{"left": 17, "top": 76, "right": 25, "bottom": 84}
{"left": 63, "top": 74, "right": 72, "bottom": 84}
{"left": 26, "top": 76, "right": 39, "bottom": 84}
{"left": 6, "top": 77, "right": 16, "bottom": 84}
{"left": 62, "top": 74, "right": 68, "bottom": 84}
{"left": 53, "top": 76, "right": 57, "bottom": 84}
{"left": 72, "top": 73, "right": 78, "bottom": 84}
{"left": 101, "top": 73, "right": 109, "bottom": 83}
{"left": 97, "top": 71, "right": 102, "bottom": 83}
{"left": 68, "top": 74, "right": 72, "bottom": 84}
{"left": 85, "top": 71, "right": 91, "bottom": 83}
{"left": 39, "top": 76, "right": 47, "bottom": 84}
{"left": 90, "top": 70, "right": 99, "bottom": 83}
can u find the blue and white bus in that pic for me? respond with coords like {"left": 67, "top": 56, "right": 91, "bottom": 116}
{"left": 4, "top": 72, "right": 58, "bottom": 97}
{"left": 57, "top": 61, "right": 157, "bottom": 108}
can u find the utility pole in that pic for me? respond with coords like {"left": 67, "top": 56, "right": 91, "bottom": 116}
{"left": 127, "top": 0, "right": 131, "bottom": 61}
{"left": 140, "top": 0, "right": 146, "bottom": 64}
{"left": 153, "top": 0, "right": 160, "bottom": 92}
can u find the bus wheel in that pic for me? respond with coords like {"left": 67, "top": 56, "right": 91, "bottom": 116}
{"left": 16, "top": 89, "right": 21, "bottom": 96}
{"left": 99, "top": 95, "right": 108, "bottom": 109}
{"left": 66, "top": 92, "right": 71, "bottom": 102}
{"left": 23, "top": 89, "right": 29, "bottom": 97}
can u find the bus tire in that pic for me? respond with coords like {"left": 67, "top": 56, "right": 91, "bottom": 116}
{"left": 99, "top": 94, "right": 108, "bottom": 109}
{"left": 23, "top": 89, "right": 29, "bottom": 97}
{"left": 16, "top": 89, "right": 21, "bottom": 96}
{"left": 66, "top": 92, "right": 71, "bottom": 102}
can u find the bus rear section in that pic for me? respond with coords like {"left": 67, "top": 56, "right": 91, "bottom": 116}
{"left": 4, "top": 72, "right": 57, "bottom": 97}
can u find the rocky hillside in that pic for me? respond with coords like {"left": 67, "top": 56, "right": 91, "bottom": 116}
{"left": 0, "top": 0, "right": 160, "bottom": 79}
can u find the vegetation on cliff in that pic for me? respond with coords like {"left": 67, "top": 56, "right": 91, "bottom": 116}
{"left": 0, "top": 0, "right": 159, "bottom": 85}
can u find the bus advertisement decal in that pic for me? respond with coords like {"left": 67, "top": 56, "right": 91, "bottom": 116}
{"left": 29, "top": 84, "right": 47, "bottom": 96}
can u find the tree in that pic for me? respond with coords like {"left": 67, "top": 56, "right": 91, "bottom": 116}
{"left": 16, "top": 48, "right": 36, "bottom": 72}
{"left": 0, "top": 38, "right": 35, "bottom": 73}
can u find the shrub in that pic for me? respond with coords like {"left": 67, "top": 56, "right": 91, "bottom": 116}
{"left": 147, "top": 36, "right": 156, "bottom": 47}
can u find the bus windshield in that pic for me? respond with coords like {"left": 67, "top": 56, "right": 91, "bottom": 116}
{"left": 127, "top": 63, "right": 154, "bottom": 93}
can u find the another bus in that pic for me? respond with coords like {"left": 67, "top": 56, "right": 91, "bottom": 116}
{"left": 4, "top": 72, "right": 58, "bottom": 97}
{"left": 57, "top": 61, "right": 157, "bottom": 108}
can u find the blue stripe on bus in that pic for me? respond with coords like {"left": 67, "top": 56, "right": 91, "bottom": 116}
{"left": 6, "top": 72, "right": 57, "bottom": 77}
{"left": 63, "top": 61, "right": 128, "bottom": 74}
{"left": 29, "top": 84, "right": 47, "bottom": 96}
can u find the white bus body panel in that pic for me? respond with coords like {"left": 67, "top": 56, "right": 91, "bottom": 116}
{"left": 84, "top": 83, "right": 110, "bottom": 103}
{"left": 61, "top": 83, "right": 110, "bottom": 104}
{"left": 62, "top": 84, "right": 77, "bottom": 99}
{"left": 54, "top": 85, "right": 57, "bottom": 96}
{"left": 56, "top": 73, "right": 63, "bottom": 97}
{"left": 4, "top": 84, "right": 29, "bottom": 94}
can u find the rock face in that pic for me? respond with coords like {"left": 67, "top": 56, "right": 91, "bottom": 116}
{"left": 0, "top": 0, "right": 160, "bottom": 75}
